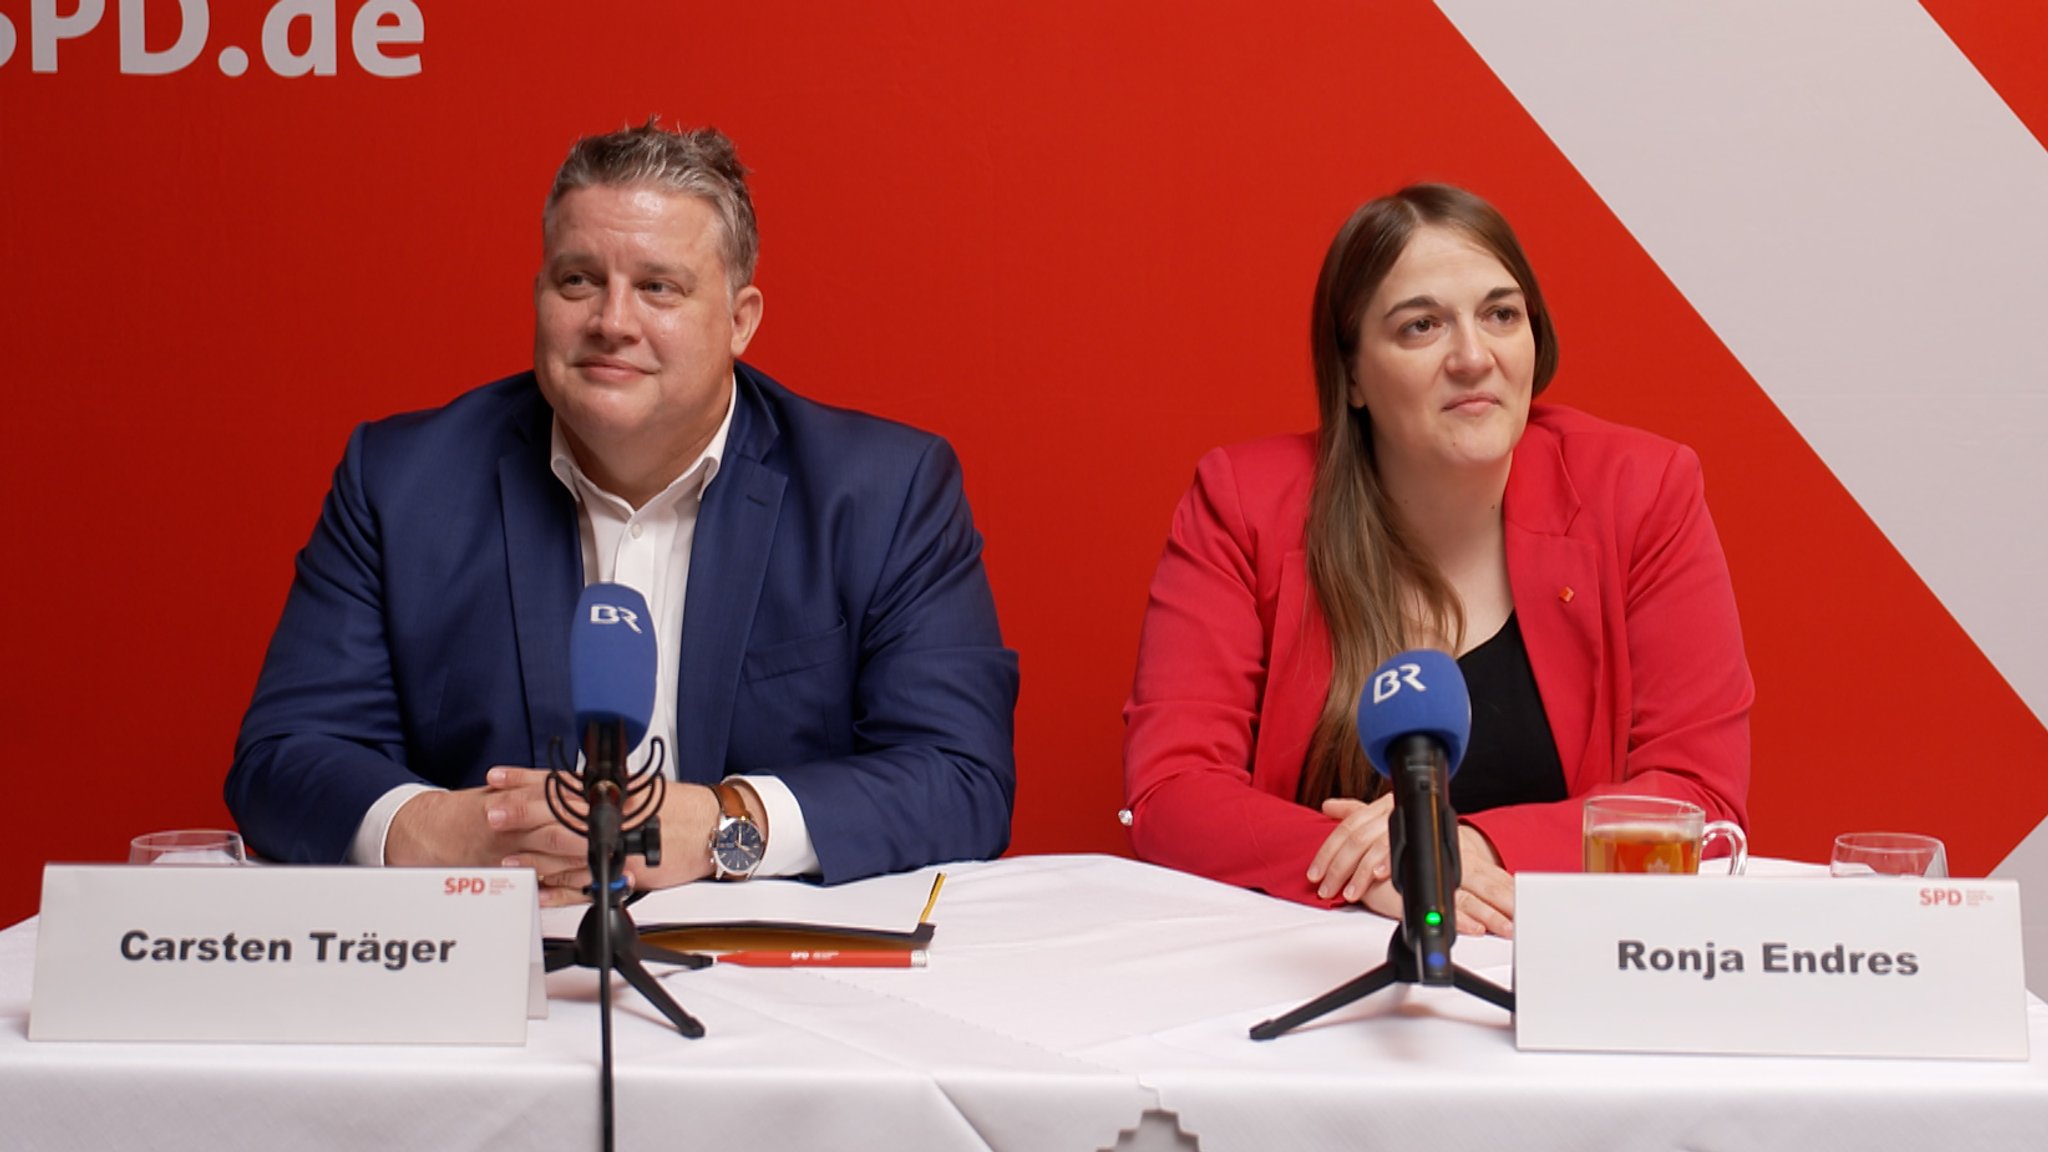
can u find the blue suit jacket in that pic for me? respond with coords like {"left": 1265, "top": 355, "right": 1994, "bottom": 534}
{"left": 227, "top": 365, "right": 1019, "bottom": 881}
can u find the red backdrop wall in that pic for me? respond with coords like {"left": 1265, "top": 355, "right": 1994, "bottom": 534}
{"left": 4, "top": 0, "right": 2044, "bottom": 926}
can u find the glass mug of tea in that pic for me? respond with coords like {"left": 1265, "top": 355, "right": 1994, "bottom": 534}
{"left": 1583, "top": 796, "right": 1747, "bottom": 875}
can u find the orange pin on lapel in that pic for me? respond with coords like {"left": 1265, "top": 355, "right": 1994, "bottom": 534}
{"left": 1559, "top": 586, "right": 1575, "bottom": 603}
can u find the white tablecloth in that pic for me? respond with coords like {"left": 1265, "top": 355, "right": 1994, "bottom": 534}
{"left": 3, "top": 854, "right": 2045, "bottom": 1150}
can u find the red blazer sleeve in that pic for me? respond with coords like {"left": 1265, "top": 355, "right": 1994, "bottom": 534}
{"left": 1122, "top": 443, "right": 1345, "bottom": 907}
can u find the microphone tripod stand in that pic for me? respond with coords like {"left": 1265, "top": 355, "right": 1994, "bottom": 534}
{"left": 1249, "top": 924, "right": 1514, "bottom": 1040}
{"left": 1251, "top": 769, "right": 1514, "bottom": 1040}
{"left": 541, "top": 728, "right": 710, "bottom": 1152}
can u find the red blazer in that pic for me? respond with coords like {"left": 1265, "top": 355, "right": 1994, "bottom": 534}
{"left": 1123, "top": 405, "right": 1752, "bottom": 906}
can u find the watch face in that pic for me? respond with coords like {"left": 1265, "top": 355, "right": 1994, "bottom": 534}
{"left": 713, "top": 819, "right": 766, "bottom": 873}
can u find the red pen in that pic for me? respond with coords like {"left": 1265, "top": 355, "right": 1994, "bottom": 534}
{"left": 713, "top": 949, "right": 927, "bottom": 969}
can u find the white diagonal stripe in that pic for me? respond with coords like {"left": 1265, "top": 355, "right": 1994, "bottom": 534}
{"left": 1437, "top": 0, "right": 2048, "bottom": 730}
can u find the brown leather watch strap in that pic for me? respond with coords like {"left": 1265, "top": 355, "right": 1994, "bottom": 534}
{"left": 713, "top": 781, "right": 751, "bottom": 822}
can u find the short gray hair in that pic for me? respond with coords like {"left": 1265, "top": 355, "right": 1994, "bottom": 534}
{"left": 543, "top": 119, "right": 760, "bottom": 288}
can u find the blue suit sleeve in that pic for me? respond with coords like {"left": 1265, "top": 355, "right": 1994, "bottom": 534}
{"left": 775, "top": 437, "right": 1019, "bottom": 881}
{"left": 225, "top": 424, "right": 423, "bottom": 863}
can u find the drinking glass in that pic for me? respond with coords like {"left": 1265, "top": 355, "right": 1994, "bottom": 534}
{"left": 1583, "top": 795, "right": 1747, "bottom": 875}
{"left": 129, "top": 830, "right": 246, "bottom": 865}
{"left": 1830, "top": 832, "right": 1948, "bottom": 878}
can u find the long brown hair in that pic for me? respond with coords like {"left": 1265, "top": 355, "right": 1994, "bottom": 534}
{"left": 1298, "top": 185, "right": 1559, "bottom": 807}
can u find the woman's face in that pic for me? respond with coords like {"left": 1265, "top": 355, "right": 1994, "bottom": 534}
{"left": 1348, "top": 224, "right": 1536, "bottom": 481}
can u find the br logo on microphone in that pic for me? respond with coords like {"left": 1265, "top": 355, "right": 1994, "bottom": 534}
{"left": 589, "top": 604, "right": 642, "bottom": 633}
{"left": 1371, "top": 662, "right": 1428, "bottom": 704}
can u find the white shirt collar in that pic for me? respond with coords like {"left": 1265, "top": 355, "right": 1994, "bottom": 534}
{"left": 547, "top": 376, "right": 736, "bottom": 511}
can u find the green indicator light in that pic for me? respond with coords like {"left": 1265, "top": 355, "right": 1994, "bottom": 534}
{"left": 1425, "top": 911, "right": 1442, "bottom": 927}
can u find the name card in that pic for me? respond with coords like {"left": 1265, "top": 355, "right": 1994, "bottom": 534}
{"left": 1515, "top": 874, "right": 2028, "bottom": 1059}
{"left": 31, "top": 864, "right": 537, "bottom": 1045}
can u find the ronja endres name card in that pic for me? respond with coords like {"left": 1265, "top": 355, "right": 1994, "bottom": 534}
{"left": 1514, "top": 874, "right": 2027, "bottom": 1059}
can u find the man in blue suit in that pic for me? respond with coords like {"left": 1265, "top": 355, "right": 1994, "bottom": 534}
{"left": 227, "top": 123, "right": 1017, "bottom": 904}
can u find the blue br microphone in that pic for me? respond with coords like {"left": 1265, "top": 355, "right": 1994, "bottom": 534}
{"left": 1357, "top": 648, "right": 1472, "bottom": 984}
{"left": 570, "top": 583, "right": 657, "bottom": 752}
{"left": 545, "top": 584, "right": 710, "bottom": 1065}
{"left": 1250, "top": 648, "right": 1512, "bottom": 1040}
{"left": 1245, "top": 647, "right": 1523, "bottom": 1041}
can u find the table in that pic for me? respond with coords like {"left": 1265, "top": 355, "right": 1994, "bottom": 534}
{"left": 4, "top": 854, "right": 2046, "bottom": 1150}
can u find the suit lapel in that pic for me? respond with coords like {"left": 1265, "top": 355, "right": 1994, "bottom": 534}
{"left": 499, "top": 398, "right": 582, "bottom": 769}
{"left": 1505, "top": 418, "right": 1604, "bottom": 789}
{"left": 675, "top": 373, "right": 786, "bottom": 784}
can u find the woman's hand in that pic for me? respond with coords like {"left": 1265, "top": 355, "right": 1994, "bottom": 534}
{"left": 1310, "top": 798, "right": 1515, "bottom": 937}
{"left": 1308, "top": 796, "right": 1396, "bottom": 902}
{"left": 1451, "top": 825, "right": 1514, "bottom": 938}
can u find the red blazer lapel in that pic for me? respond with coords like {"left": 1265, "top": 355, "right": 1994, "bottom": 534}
{"left": 1504, "top": 418, "right": 1609, "bottom": 794}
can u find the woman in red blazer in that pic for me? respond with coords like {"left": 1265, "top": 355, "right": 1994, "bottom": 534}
{"left": 1122, "top": 186, "right": 1751, "bottom": 934}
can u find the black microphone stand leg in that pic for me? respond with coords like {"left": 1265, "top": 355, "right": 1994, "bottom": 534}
{"left": 1249, "top": 925, "right": 1518, "bottom": 1040}
{"left": 638, "top": 941, "right": 713, "bottom": 970}
{"left": 542, "top": 899, "right": 712, "bottom": 1037}
{"left": 1249, "top": 927, "right": 1416, "bottom": 1041}
{"left": 608, "top": 940, "right": 706, "bottom": 1038}
{"left": 1248, "top": 962, "right": 1402, "bottom": 1041}
{"left": 544, "top": 937, "right": 580, "bottom": 973}
{"left": 1451, "top": 965, "right": 1516, "bottom": 1013}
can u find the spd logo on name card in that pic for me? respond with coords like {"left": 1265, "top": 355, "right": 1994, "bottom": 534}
{"left": 443, "top": 876, "right": 523, "bottom": 897}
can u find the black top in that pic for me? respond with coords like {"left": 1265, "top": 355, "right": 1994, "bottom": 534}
{"left": 1450, "top": 612, "right": 1567, "bottom": 814}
